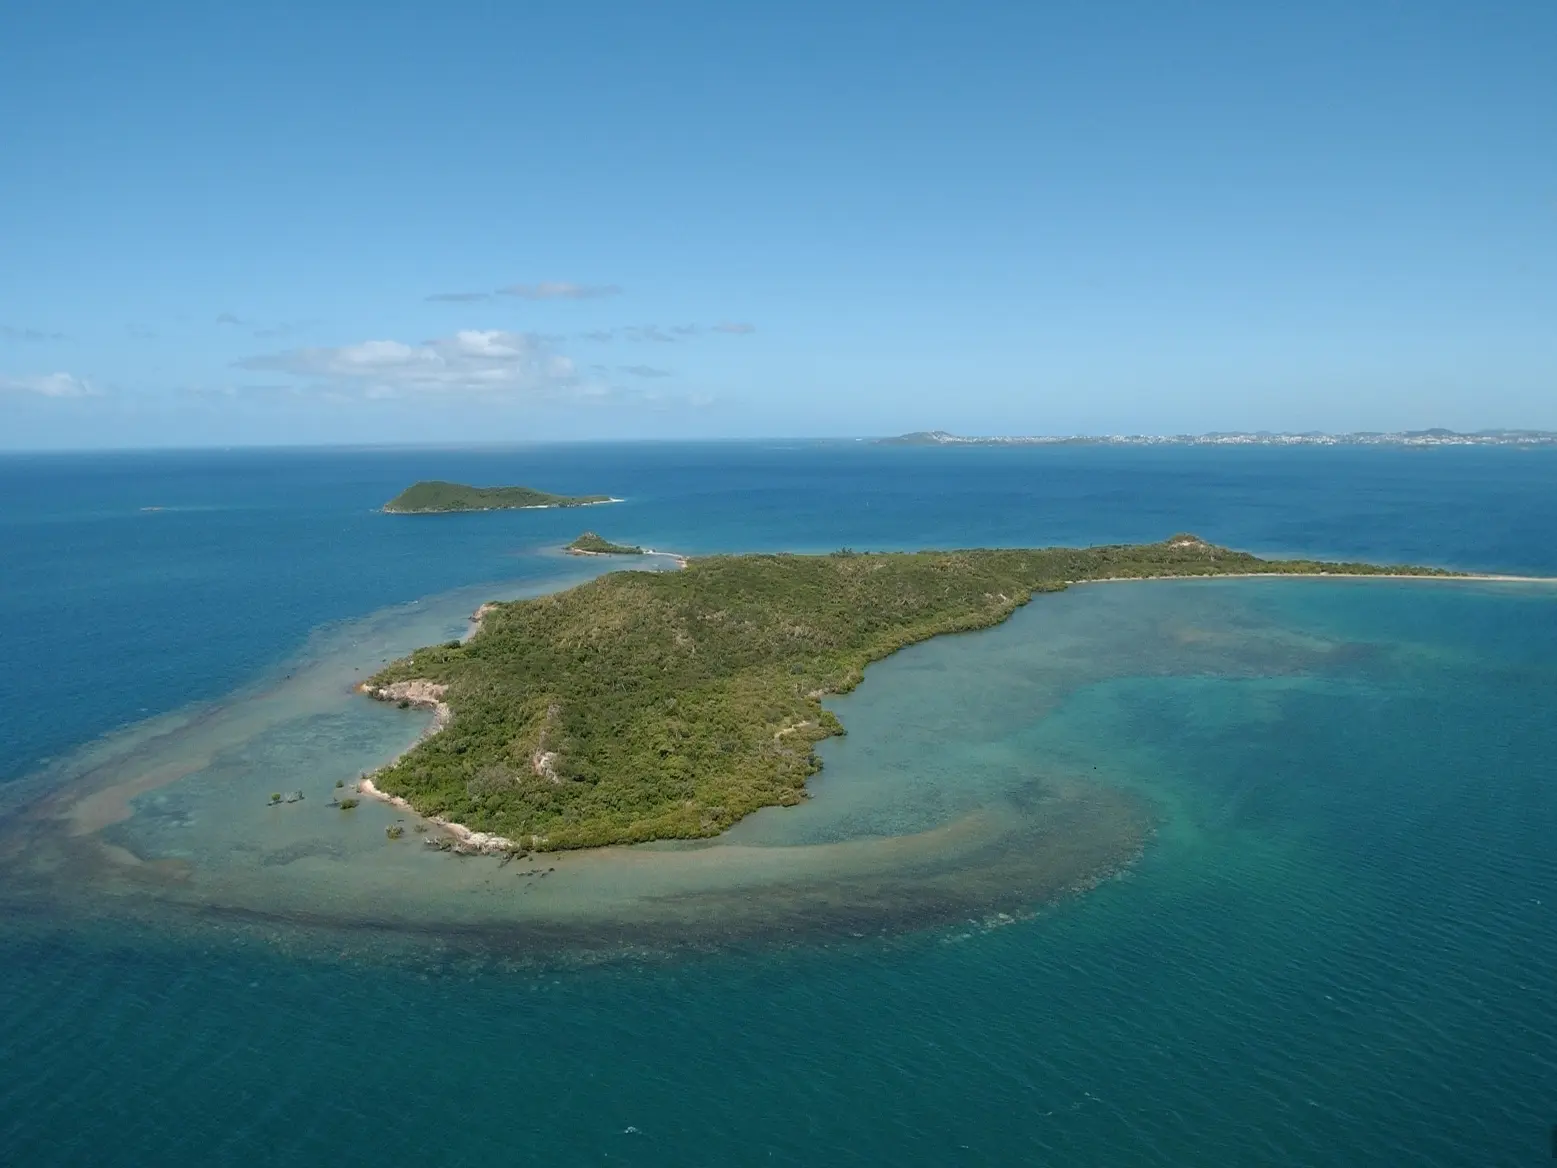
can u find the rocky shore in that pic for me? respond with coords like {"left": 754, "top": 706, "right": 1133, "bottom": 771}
{"left": 357, "top": 622, "right": 526, "bottom": 854}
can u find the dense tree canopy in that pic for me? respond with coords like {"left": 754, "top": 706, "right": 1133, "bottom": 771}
{"left": 383, "top": 481, "right": 613, "bottom": 513}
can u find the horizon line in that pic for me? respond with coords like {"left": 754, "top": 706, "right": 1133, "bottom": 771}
{"left": 5, "top": 426, "right": 1557, "bottom": 457}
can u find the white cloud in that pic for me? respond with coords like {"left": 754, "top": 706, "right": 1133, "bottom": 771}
{"left": 498, "top": 282, "right": 622, "bottom": 300}
{"left": 0, "top": 372, "right": 100, "bottom": 397}
{"left": 580, "top": 323, "right": 750, "bottom": 343}
{"left": 621, "top": 325, "right": 677, "bottom": 343}
{"left": 0, "top": 324, "right": 66, "bottom": 342}
{"left": 237, "top": 329, "right": 584, "bottom": 399}
{"left": 251, "top": 320, "right": 311, "bottom": 340}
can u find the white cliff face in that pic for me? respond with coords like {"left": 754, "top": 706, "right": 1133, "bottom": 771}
{"left": 531, "top": 702, "right": 564, "bottom": 783}
{"left": 362, "top": 679, "right": 452, "bottom": 730}
{"left": 365, "top": 679, "right": 447, "bottom": 707}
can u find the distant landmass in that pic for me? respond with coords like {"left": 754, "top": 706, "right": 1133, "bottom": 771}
{"left": 384, "top": 481, "right": 618, "bottom": 514}
{"left": 879, "top": 429, "right": 1557, "bottom": 448}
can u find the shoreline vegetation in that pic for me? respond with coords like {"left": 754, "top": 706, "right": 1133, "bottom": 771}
{"left": 358, "top": 535, "right": 1477, "bottom": 855}
{"left": 565, "top": 531, "right": 689, "bottom": 568}
{"left": 383, "top": 481, "right": 620, "bottom": 514}
{"left": 566, "top": 531, "right": 645, "bottom": 556}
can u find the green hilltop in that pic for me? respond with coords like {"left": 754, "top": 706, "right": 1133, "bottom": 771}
{"left": 566, "top": 531, "right": 645, "bottom": 555}
{"left": 363, "top": 535, "right": 1455, "bottom": 852}
{"left": 384, "top": 481, "right": 615, "bottom": 513}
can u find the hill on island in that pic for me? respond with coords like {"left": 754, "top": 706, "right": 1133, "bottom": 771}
{"left": 363, "top": 536, "right": 1454, "bottom": 852}
{"left": 383, "top": 481, "right": 615, "bottom": 513}
{"left": 566, "top": 532, "right": 644, "bottom": 555}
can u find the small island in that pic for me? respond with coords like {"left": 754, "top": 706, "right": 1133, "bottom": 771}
{"left": 383, "top": 481, "right": 618, "bottom": 514}
{"left": 360, "top": 535, "right": 1459, "bottom": 854}
{"left": 566, "top": 531, "right": 645, "bottom": 556}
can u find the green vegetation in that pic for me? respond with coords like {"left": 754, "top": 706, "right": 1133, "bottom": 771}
{"left": 365, "top": 535, "right": 1457, "bottom": 851}
{"left": 383, "top": 481, "right": 615, "bottom": 514}
{"left": 567, "top": 531, "right": 645, "bottom": 556}
{"left": 386, "top": 823, "right": 405, "bottom": 840}
{"left": 338, "top": 798, "right": 360, "bottom": 811}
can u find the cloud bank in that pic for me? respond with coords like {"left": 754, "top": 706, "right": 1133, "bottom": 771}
{"left": 579, "top": 323, "right": 756, "bottom": 342}
{"left": 237, "top": 330, "right": 583, "bottom": 399}
{"left": 426, "top": 282, "right": 622, "bottom": 302}
{"left": 0, "top": 372, "right": 99, "bottom": 397}
{"left": 1, "top": 325, "right": 66, "bottom": 342}
{"left": 497, "top": 282, "right": 622, "bottom": 301}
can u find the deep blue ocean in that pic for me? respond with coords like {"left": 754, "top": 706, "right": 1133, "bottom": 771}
{"left": 2, "top": 442, "right": 1555, "bottom": 1166}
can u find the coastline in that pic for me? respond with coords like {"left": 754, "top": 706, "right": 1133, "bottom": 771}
{"left": 566, "top": 545, "right": 689, "bottom": 569}
{"left": 519, "top": 497, "right": 624, "bottom": 510}
{"left": 22, "top": 578, "right": 594, "bottom": 882}
{"left": 11, "top": 546, "right": 1554, "bottom": 956}
{"left": 355, "top": 682, "right": 523, "bottom": 853}
{"left": 1072, "top": 570, "right": 1557, "bottom": 585}
{"left": 383, "top": 497, "right": 624, "bottom": 515}
{"left": 356, "top": 599, "right": 525, "bottom": 853}
{"left": 353, "top": 564, "right": 1554, "bottom": 856}
{"left": 643, "top": 549, "right": 690, "bottom": 569}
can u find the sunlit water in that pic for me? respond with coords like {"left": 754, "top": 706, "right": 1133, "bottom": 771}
{"left": 2, "top": 444, "right": 1555, "bottom": 1165}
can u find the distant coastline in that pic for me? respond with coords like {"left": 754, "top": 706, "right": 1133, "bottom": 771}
{"left": 878, "top": 428, "right": 1557, "bottom": 448}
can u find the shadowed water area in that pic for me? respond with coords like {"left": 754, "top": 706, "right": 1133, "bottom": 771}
{"left": 2, "top": 444, "right": 1556, "bottom": 1165}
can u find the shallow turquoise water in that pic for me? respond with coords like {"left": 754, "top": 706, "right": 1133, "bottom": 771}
{"left": 2, "top": 445, "right": 1556, "bottom": 1165}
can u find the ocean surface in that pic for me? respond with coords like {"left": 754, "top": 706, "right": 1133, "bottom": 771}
{"left": 1, "top": 442, "right": 1555, "bottom": 1165}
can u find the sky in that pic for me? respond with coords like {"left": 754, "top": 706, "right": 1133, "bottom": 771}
{"left": 1, "top": 0, "right": 1554, "bottom": 449}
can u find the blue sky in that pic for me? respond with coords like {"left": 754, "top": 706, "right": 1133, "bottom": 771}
{"left": 2, "top": 0, "right": 1554, "bottom": 448}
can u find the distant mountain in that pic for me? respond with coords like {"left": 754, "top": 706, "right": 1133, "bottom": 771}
{"left": 876, "top": 430, "right": 1557, "bottom": 448}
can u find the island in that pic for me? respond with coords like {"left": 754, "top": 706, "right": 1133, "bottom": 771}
{"left": 566, "top": 531, "right": 645, "bottom": 556}
{"left": 359, "top": 535, "right": 1460, "bottom": 854}
{"left": 383, "top": 481, "right": 618, "bottom": 513}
